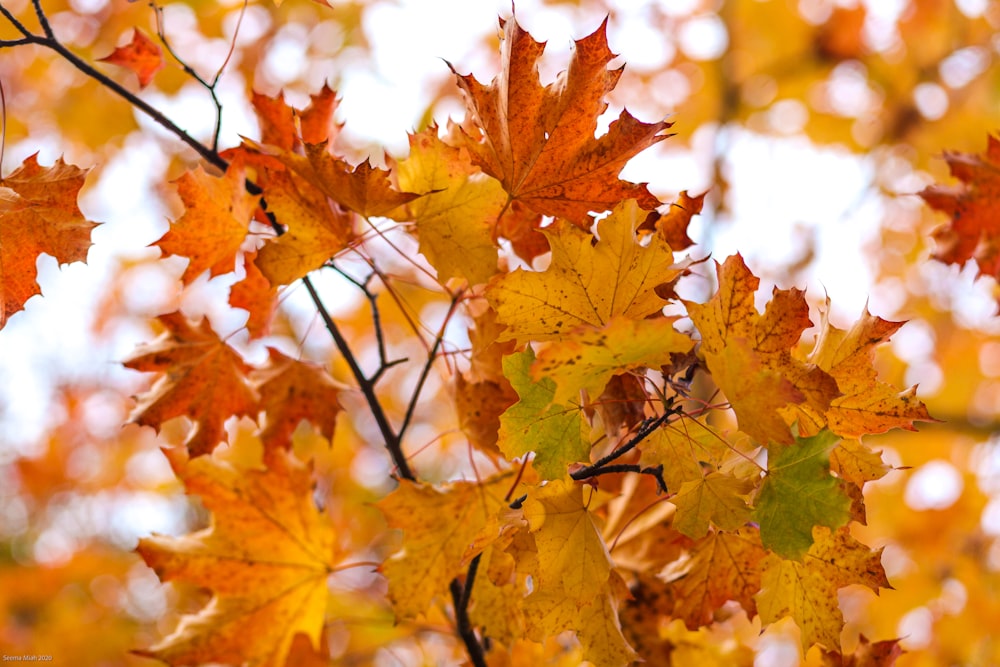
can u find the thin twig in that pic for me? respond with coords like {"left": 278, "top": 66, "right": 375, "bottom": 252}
{"left": 396, "top": 292, "right": 461, "bottom": 442}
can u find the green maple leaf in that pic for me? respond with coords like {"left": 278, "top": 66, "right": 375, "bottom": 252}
{"left": 752, "top": 430, "right": 851, "bottom": 559}
{"left": 498, "top": 349, "right": 589, "bottom": 479}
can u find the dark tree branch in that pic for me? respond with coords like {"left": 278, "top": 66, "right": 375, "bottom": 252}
{"left": 572, "top": 410, "right": 675, "bottom": 481}
{"left": 571, "top": 463, "right": 669, "bottom": 494}
{"left": 450, "top": 575, "right": 486, "bottom": 667}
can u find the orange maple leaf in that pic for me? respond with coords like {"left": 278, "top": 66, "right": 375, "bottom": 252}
{"left": 252, "top": 348, "right": 342, "bottom": 451}
{"left": 229, "top": 250, "right": 278, "bottom": 339}
{"left": 664, "top": 527, "right": 766, "bottom": 630}
{"left": 810, "top": 301, "right": 934, "bottom": 437}
{"left": 686, "top": 254, "right": 840, "bottom": 445}
{"left": 249, "top": 85, "right": 341, "bottom": 151}
{"left": 123, "top": 312, "right": 257, "bottom": 456}
{"left": 154, "top": 160, "right": 257, "bottom": 284}
{"left": 136, "top": 448, "right": 336, "bottom": 667}
{"left": 250, "top": 140, "right": 420, "bottom": 218}
{"left": 0, "top": 154, "right": 97, "bottom": 328}
{"left": 451, "top": 17, "right": 672, "bottom": 252}
{"left": 98, "top": 28, "right": 164, "bottom": 89}
{"left": 920, "top": 134, "right": 1000, "bottom": 289}
{"left": 254, "top": 168, "right": 354, "bottom": 285}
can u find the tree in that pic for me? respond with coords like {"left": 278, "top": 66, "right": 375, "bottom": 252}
{"left": 0, "top": 0, "right": 998, "bottom": 665}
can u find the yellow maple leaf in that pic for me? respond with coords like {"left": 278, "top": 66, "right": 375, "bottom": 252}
{"left": 522, "top": 480, "right": 612, "bottom": 606}
{"left": 829, "top": 439, "right": 892, "bottom": 486}
{"left": 254, "top": 169, "right": 354, "bottom": 286}
{"left": 531, "top": 316, "right": 693, "bottom": 405}
{"left": 378, "top": 476, "right": 508, "bottom": 619}
{"left": 671, "top": 472, "right": 754, "bottom": 539}
{"left": 487, "top": 199, "right": 688, "bottom": 344}
{"left": 755, "top": 525, "right": 890, "bottom": 651}
{"left": 394, "top": 126, "right": 507, "bottom": 285}
{"left": 521, "top": 572, "right": 637, "bottom": 667}
{"left": 135, "top": 448, "right": 336, "bottom": 667}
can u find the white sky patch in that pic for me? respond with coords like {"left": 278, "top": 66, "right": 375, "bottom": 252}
{"left": 905, "top": 460, "right": 964, "bottom": 510}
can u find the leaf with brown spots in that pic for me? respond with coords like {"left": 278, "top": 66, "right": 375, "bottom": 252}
{"left": 810, "top": 300, "right": 935, "bottom": 437}
{"left": 487, "top": 200, "right": 688, "bottom": 345}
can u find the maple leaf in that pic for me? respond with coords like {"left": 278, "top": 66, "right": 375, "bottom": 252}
{"left": 253, "top": 141, "right": 420, "bottom": 218}
{"left": 123, "top": 312, "right": 257, "bottom": 457}
{"left": 671, "top": 472, "right": 754, "bottom": 539}
{"left": 686, "top": 254, "right": 840, "bottom": 445}
{"left": 394, "top": 126, "right": 507, "bottom": 285}
{"left": 452, "top": 17, "right": 671, "bottom": 236}
{"left": 98, "top": 28, "right": 164, "bottom": 89}
{"left": 498, "top": 349, "right": 589, "bottom": 480}
{"left": 752, "top": 429, "right": 851, "bottom": 559}
{"left": 467, "top": 555, "right": 527, "bottom": 645}
{"left": 454, "top": 372, "right": 517, "bottom": 460}
{"left": 638, "top": 417, "right": 730, "bottom": 491}
{"left": 531, "top": 316, "right": 693, "bottom": 405}
{"left": 521, "top": 576, "right": 638, "bottom": 667}
{"left": 250, "top": 85, "right": 340, "bottom": 151}
{"left": 254, "top": 169, "right": 354, "bottom": 285}
{"left": 663, "top": 526, "right": 767, "bottom": 629}
{"left": 487, "top": 199, "right": 688, "bottom": 344}
{"left": 377, "top": 476, "right": 508, "bottom": 619}
{"left": 229, "top": 250, "right": 278, "bottom": 339}
{"left": 829, "top": 439, "right": 892, "bottom": 486}
{"left": 638, "top": 189, "right": 705, "bottom": 250}
{"left": 135, "top": 448, "right": 336, "bottom": 667}
{"left": 919, "top": 134, "right": 1000, "bottom": 288}
{"left": 154, "top": 161, "right": 257, "bottom": 284}
{"left": 522, "top": 480, "right": 613, "bottom": 606}
{"left": 810, "top": 301, "right": 934, "bottom": 437}
{"left": 755, "top": 526, "right": 890, "bottom": 651}
{"left": 252, "top": 348, "right": 342, "bottom": 451}
{"left": 0, "top": 154, "right": 96, "bottom": 328}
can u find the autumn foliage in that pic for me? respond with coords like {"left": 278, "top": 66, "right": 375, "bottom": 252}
{"left": 3, "top": 1, "right": 1000, "bottom": 666}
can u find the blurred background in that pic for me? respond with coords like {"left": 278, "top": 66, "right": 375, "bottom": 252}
{"left": 1, "top": 0, "right": 1000, "bottom": 664}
